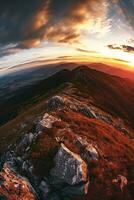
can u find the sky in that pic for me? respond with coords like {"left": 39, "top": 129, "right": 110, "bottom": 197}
{"left": 0, "top": 0, "right": 134, "bottom": 75}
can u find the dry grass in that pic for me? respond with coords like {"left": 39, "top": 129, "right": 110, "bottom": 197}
{"left": 52, "top": 110, "right": 134, "bottom": 200}
{"left": 29, "top": 132, "right": 59, "bottom": 177}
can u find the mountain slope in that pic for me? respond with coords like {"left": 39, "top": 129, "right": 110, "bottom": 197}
{"left": 1, "top": 65, "right": 134, "bottom": 130}
{"left": 0, "top": 66, "right": 134, "bottom": 200}
{"left": 0, "top": 86, "right": 134, "bottom": 200}
{"left": 71, "top": 66, "right": 134, "bottom": 129}
{"left": 88, "top": 63, "right": 134, "bottom": 81}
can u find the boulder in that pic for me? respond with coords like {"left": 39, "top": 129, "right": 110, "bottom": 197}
{"left": 0, "top": 163, "right": 38, "bottom": 200}
{"left": 18, "top": 133, "right": 34, "bottom": 148}
{"left": 47, "top": 96, "right": 97, "bottom": 120}
{"left": 47, "top": 96, "right": 65, "bottom": 110}
{"left": 77, "top": 107, "right": 96, "bottom": 118}
{"left": 96, "top": 114, "right": 112, "bottom": 124}
{"left": 47, "top": 95, "right": 78, "bottom": 111}
{"left": 15, "top": 133, "right": 34, "bottom": 156}
{"left": 62, "top": 181, "right": 89, "bottom": 196}
{"left": 36, "top": 113, "right": 61, "bottom": 131}
{"left": 83, "top": 144, "right": 99, "bottom": 162}
{"left": 51, "top": 143, "right": 88, "bottom": 185}
{"left": 76, "top": 137, "right": 99, "bottom": 162}
{"left": 50, "top": 143, "right": 89, "bottom": 196}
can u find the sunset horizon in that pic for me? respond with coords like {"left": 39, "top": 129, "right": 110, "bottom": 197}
{"left": 0, "top": 1, "right": 134, "bottom": 200}
{"left": 0, "top": 0, "right": 134, "bottom": 75}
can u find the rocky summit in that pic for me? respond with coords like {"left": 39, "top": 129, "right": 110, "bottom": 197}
{"left": 0, "top": 67, "right": 134, "bottom": 200}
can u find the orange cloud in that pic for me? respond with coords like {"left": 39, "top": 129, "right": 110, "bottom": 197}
{"left": 0, "top": 0, "right": 109, "bottom": 48}
{"left": 19, "top": 39, "right": 41, "bottom": 49}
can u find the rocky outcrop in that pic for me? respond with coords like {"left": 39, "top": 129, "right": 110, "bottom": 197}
{"left": 0, "top": 163, "right": 38, "bottom": 200}
{"left": 96, "top": 113, "right": 113, "bottom": 124}
{"left": 47, "top": 95, "right": 96, "bottom": 119}
{"left": 0, "top": 92, "right": 132, "bottom": 200}
{"left": 50, "top": 143, "right": 89, "bottom": 196}
{"left": 15, "top": 132, "right": 34, "bottom": 157}
{"left": 36, "top": 113, "right": 61, "bottom": 131}
{"left": 20, "top": 132, "right": 34, "bottom": 147}
{"left": 47, "top": 95, "right": 77, "bottom": 111}
{"left": 76, "top": 137, "right": 99, "bottom": 163}
{"left": 77, "top": 107, "right": 96, "bottom": 118}
{"left": 96, "top": 113, "right": 129, "bottom": 135}
{"left": 47, "top": 96, "right": 65, "bottom": 110}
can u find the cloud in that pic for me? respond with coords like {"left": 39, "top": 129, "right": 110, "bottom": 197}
{"left": 111, "top": 58, "right": 129, "bottom": 63}
{"left": 0, "top": 0, "right": 108, "bottom": 49}
{"left": 128, "top": 38, "right": 134, "bottom": 44}
{"left": 112, "top": 0, "right": 134, "bottom": 32}
{"left": 18, "top": 39, "right": 41, "bottom": 49}
{"left": 108, "top": 44, "right": 134, "bottom": 53}
{"left": 0, "top": 44, "right": 21, "bottom": 58}
{"left": 58, "top": 56, "right": 73, "bottom": 59}
{"left": 76, "top": 48, "right": 98, "bottom": 54}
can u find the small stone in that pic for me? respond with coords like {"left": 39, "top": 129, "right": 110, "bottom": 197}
{"left": 112, "top": 175, "right": 128, "bottom": 191}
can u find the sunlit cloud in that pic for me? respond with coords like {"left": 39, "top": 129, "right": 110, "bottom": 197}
{"left": 0, "top": 0, "right": 109, "bottom": 49}
{"left": 0, "top": 0, "right": 134, "bottom": 73}
{"left": 108, "top": 44, "right": 134, "bottom": 53}
{"left": 76, "top": 48, "right": 98, "bottom": 54}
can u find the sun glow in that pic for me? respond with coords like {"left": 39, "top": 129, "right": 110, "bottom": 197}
{"left": 99, "top": 46, "right": 134, "bottom": 68}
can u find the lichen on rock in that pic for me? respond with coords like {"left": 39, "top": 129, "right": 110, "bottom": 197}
{"left": 0, "top": 163, "right": 38, "bottom": 200}
{"left": 50, "top": 143, "right": 89, "bottom": 196}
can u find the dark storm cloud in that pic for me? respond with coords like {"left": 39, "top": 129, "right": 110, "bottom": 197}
{"left": 0, "top": 0, "right": 46, "bottom": 47}
{"left": 0, "top": 0, "right": 108, "bottom": 49}
{"left": 108, "top": 44, "right": 134, "bottom": 53}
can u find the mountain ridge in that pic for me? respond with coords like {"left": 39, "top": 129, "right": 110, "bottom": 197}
{"left": 1, "top": 65, "right": 134, "bottom": 130}
{"left": 0, "top": 85, "right": 134, "bottom": 200}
